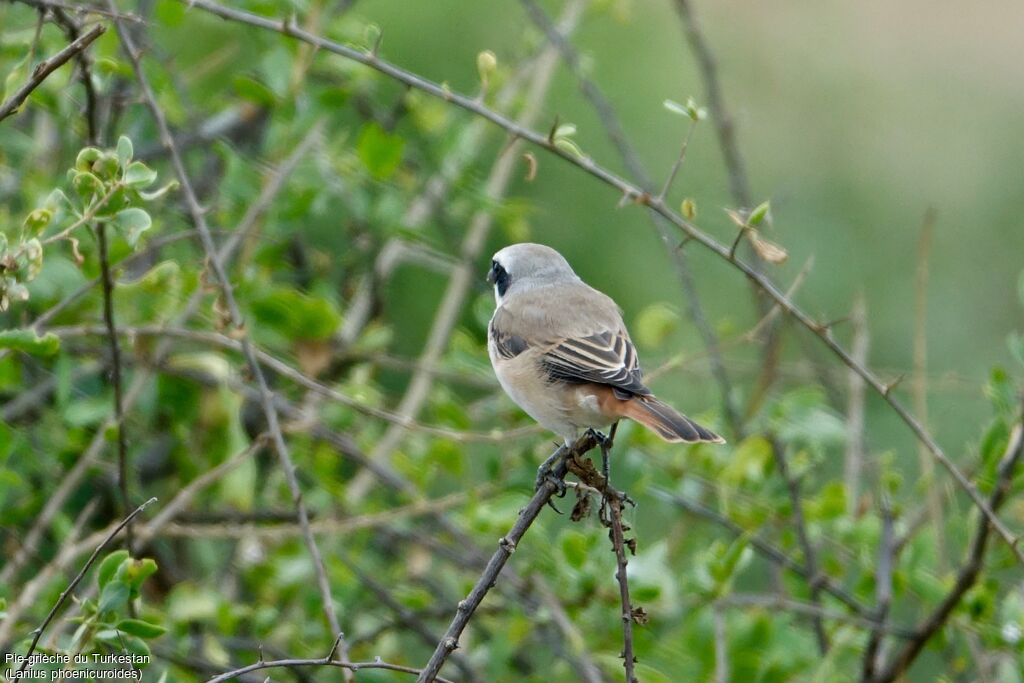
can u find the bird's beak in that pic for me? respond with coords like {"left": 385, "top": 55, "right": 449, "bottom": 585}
{"left": 486, "top": 266, "right": 496, "bottom": 285}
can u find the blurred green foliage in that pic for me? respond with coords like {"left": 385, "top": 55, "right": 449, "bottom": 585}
{"left": 1, "top": 0, "right": 1023, "bottom": 681}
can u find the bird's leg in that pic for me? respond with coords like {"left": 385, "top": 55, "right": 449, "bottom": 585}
{"left": 536, "top": 443, "right": 569, "bottom": 512}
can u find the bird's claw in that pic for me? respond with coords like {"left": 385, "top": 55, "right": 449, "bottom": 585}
{"left": 535, "top": 466, "right": 567, "bottom": 498}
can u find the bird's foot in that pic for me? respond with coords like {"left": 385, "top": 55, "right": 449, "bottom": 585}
{"left": 536, "top": 448, "right": 569, "bottom": 513}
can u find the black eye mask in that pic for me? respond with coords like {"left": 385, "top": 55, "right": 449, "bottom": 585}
{"left": 488, "top": 260, "right": 511, "bottom": 297}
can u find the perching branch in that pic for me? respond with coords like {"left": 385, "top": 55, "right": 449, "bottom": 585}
{"left": 0, "top": 23, "right": 104, "bottom": 122}
{"left": 415, "top": 432, "right": 599, "bottom": 682}
{"left": 174, "top": 0, "right": 1024, "bottom": 566}
{"left": 108, "top": 1, "right": 349, "bottom": 668}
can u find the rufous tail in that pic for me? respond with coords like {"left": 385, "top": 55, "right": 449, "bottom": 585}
{"left": 620, "top": 395, "right": 725, "bottom": 444}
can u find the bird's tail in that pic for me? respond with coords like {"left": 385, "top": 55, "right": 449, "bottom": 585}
{"left": 620, "top": 395, "right": 725, "bottom": 444}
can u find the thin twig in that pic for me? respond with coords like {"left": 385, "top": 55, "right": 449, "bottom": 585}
{"left": 718, "top": 594, "right": 914, "bottom": 638}
{"left": 912, "top": 208, "right": 946, "bottom": 569}
{"left": 0, "top": 23, "right": 105, "bottom": 122}
{"left": 415, "top": 432, "right": 599, "bottom": 682}
{"left": 95, "top": 222, "right": 133, "bottom": 552}
{"left": 650, "top": 487, "right": 873, "bottom": 618}
{"left": 108, "top": 2, "right": 348, "bottom": 666}
{"left": 861, "top": 496, "right": 895, "bottom": 682}
{"left": 171, "top": 0, "right": 1024, "bottom": 564}
{"left": 53, "top": 323, "right": 541, "bottom": 443}
{"left": 206, "top": 636, "right": 456, "bottom": 683}
{"left": 769, "top": 437, "right": 829, "bottom": 653}
{"left": 670, "top": 0, "right": 751, "bottom": 209}
{"left": 607, "top": 489, "right": 638, "bottom": 682}
{"left": 14, "top": 498, "right": 156, "bottom": 675}
{"left": 872, "top": 417, "right": 1024, "bottom": 683}
{"left": 844, "top": 293, "right": 869, "bottom": 514}
{"left": 657, "top": 118, "right": 698, "bottom": 202}
{"left": 713, "top": 602, "right": 728, "bottom": 683}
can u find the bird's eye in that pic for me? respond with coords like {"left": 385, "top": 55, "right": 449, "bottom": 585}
{"left": 488, "top": 261, "right": 510, "bottom": 297}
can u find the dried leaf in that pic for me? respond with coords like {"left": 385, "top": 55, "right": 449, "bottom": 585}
{"left": 750, "top": 234, "right": 788, "bottom": 264}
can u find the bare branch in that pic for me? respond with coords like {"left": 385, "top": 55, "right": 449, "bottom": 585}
{"left": 415, "top": 432, "right": 599, "bottom": 682}
{"left": 769, "top": 437, "right": 829, "bottom": 653}
{"left": 912, "top": 208, "right": 946, "bottom": 568}
{"left": 607, "top": 487, "right": 638, "bottom": 682}
{"left": 844, "top": 293, "right": 869, "bottom": 514}
{"left": 95, "top": 222, "right": 133, "bottom": 552}
{"left": 0, "top": 23, "right": 105, "bottom": 122}
{"left": 205, "top": 642, "right": 456, "bottom": 683}
{"left": 861, "top": 497, "right": 895, "bottom": 682}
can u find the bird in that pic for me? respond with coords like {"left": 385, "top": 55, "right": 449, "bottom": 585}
{"left": 486, "top": 243, "right": 725, "bottom": 456}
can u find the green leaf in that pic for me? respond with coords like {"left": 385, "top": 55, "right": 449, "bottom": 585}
{"left": 124, "top": 161, "right": 157, "bottom": 188}
{"left": 233, "top": 75, "right": 278, "bottom": 106}
{"left": 684, "top": 96, "right": 707, "bottom": 121}
{"left": 75, "top": 146, "right": 102, "bottom": 171}
{"left": 113, "top": 207, "right": 152, "bottom": 246}
{"left": 121, "top": 558, "right": 158, "bottom": 590}
{"left": 0, "top": 329, "right": 60, "bottom": 355}
{"left": 634, "top": 303, "right": 680, "bottom": 348}
{"left": 749, "top": 200, "right": 771, "bottom": 226}
{"left": 138, "top": 180, "right": 179, "bottom": 201}
{"left": 663, "top": 99, "right": 688, "bottom": 117}
{"left": 249, "top": 286, "right": 342, "bottom": 341}
{"left": 553, "top": 137, "right": 584, "bottom": 158}
{"left": 115, "top": 618, "right": 167, "bottom": 639}
{"left": 681, "top": 198, "right": 697, "bottom": 220}
{"left": 554, "top": 123, "right": 577, "bottom": 139}
{"left": 97, "top": 550, "right": 130, "bottom": 588}
{"left": 22, "top": 209, "right": 53, "bottom": 237}
{"left": 96, "top": 630, "right": 151, "bottom": 658}
{"left": 476, "top": 50, "right": 497, "bottom": 84}
{"left": 72, "top": 171, "right": 103, "bottom": 198}
{"left": 560, "top": 530, "right": 589, "bottom": 570}
{"left": 98, "top": 580, "right": 130, "bottom": 613}
{"left": 357, "top": 123, "right": 405, "bottom": 180}
{"left": 116, "top": 136, "right": 134, "bottom": 169}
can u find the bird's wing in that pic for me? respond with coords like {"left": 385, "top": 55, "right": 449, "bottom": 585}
{"left": 489, "top": 284, "right": 650, "bottom": 397}
{"left": 540, "top": 328, "right": 650, "bottom": 397}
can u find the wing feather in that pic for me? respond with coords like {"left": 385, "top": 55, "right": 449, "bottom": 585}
{"left": 542, "top": 329, "right": 650, "bottom": 396}
{"left": 489, "top": 282, "right": 651, "bottom": 397}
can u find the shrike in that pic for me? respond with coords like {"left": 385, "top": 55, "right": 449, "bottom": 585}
{"left": 486, "top": 243, "right": 724, "bottom": 451}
